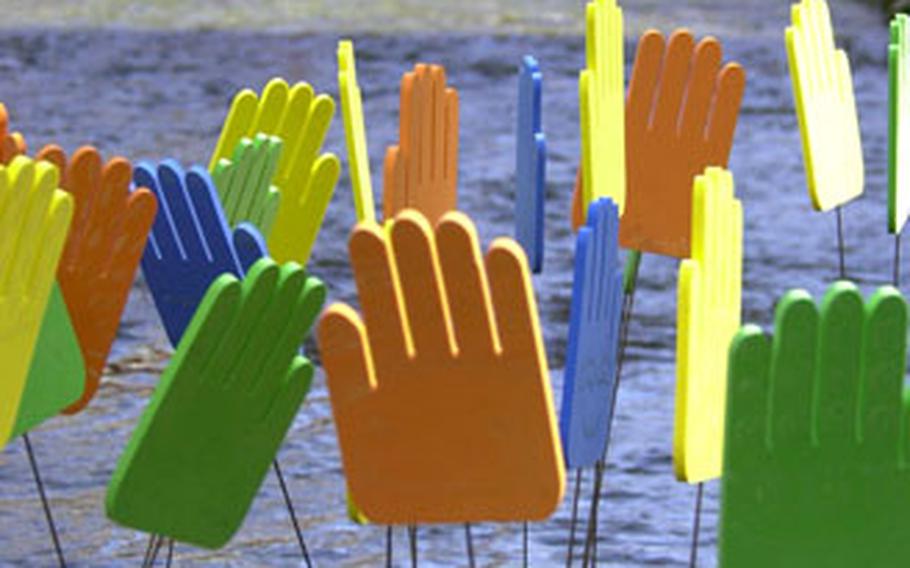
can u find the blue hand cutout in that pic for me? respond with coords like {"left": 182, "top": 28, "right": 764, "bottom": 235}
{"left": 138, "top": 160, "right": 268, "bottom": 346}
{"left": 515, "top": 55, "right": 546, "bottom": 273}
{"left": 559, "top": 198, "right": 623, "bottom": 469}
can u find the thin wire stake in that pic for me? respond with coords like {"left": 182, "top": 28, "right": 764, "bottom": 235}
{"left": 579, "top": 262, "right": 640, "bottom": 568}
{"left": 142, "top": 535, "right": 158, "bottom": 566}
{"left": 836, "top": 206, "right": 846, "bottom": 279}
{"left": 580, "top": 459, "right": 605, "bottom": 567}
{"left": 408, "top": 524, "right": 418, "bottom": 568}
{"left": 523, "top": 522, "right": 529, "bottom": 567}
{"left": 23, "top": 434, "right": 66, "bottom": 568}
{"left": 894, "top": 232, "right": 902, "bottom": 287}
{"left": 165, "top": 539, "right": 174, "bottom": 567}
{"left": 465, "top": 523, "right": 476, "bottom": 568}
{"left": 272, "top": 459, "right": 313, "bottom": 566}
{"left": 386, "top": 526, "right": 393, "bottom": 568}
{"left": 145, "top": 534, "right": 164, "bottom": 567}
{"left": 565, "top": 468, "right": 583, "bottom": 567}
{"left": 688, "top": 482, "right": 705, "bottom": 568}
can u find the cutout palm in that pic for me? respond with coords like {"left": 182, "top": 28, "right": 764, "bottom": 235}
{"left": 571, "top": 29, "right": 745, "bottom": 260}
{"left": 318, "top": 210, "right": 563, "bottom": 523}
{"left": 383, "top": 64, "right": 459, "bottom": 225}
{"left": 786, "top": 0, "right": 863, "bottom": 212}
{"left": 0, "top": 157, "right": 73, "bottom": 445}
{"left": 138, "top": 160, "right": 268, "bottom": 346}
{"left": 720, "top": 282, "right": 909, "bottom": 567}
{"left": 211, "top": 133, "right": 282, "bottom": 236}
{"left": 107, "top": 259, "right": 325, "bottom": 549}
{"left": 209, "top": 78, "right": 340, "bottom": 264}
{"left": 559, "top": 198, "right": 623, "bottom": 469}
{"left": 890, "top": 14, "right": 910, "bottom": 233}
{"left": 338, "top": 40, "right": 376, "bottom": 223}
{"left": 36, "top": 146, "right": 157, "bottom": 413}
{"left": 675, "top": 167, "right": 742, "bottom": 483}
{"left": 579, "top": 0, "right": 625, "bottom": 217}
{"left": 515, "top": 55, "right": 546, "bottom": 273}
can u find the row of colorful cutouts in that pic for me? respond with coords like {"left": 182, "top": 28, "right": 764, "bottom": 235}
{"left": 0, "top": 0, "right": 904, "bottom": 565}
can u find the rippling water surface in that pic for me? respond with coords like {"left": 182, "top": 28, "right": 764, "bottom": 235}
{"left": 0, "top": 1, "right": 896, "bottom": 565}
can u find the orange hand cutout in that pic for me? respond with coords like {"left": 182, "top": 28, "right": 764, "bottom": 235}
{"left": 383, "top": 64, "right": 459, "bottom": 225}
{"left": 318, "top": 210, "right": 564, "bottom": 524}
{"left": 36, "top": 146, "right": 157, "bottom": 412}
{"left": 571, "top": 30, "right": 745, "bottom": 259}
{"left": 0, "top": 103, "right": 26, "bottom": 163}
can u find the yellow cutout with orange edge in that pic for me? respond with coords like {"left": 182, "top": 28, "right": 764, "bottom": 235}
{"left": 338, "top": 41, "right": 375, "bottom": 223}
{"left": 0, "top": 156, "right": 73, "bottom": 445}
{"left": 786, "top": 0, "right": 863, "bottom": 211}
{"left": 675, "top": 167, "right": 742, "bottom": 483}
{"left": 318, "top": 210, "right": 564, "bottom": 523}
{"left": 580, "top": 0, "right": 625, "bottom": 215}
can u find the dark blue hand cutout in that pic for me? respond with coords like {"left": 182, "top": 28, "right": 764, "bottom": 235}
{"left": 138, "top": 160, "right": 268, "bottom": 346}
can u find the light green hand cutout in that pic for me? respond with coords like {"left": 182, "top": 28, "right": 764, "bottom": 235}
{"left": 720, "top": 281, "right": 910, "bottom": 567}
{"left": 211, "top": 133, "right": 282, "bottom": 236}
{"left": 12, "top": 283, "right": 84, "bottom": 436}
{"left": 106, "top": 258, "right": 326, "bottom": 549}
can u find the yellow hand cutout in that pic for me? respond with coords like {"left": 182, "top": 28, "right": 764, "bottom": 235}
{"left": 675, "top": 167, "right": 743, "bottom": 483}
{"left": 786, "top": 0, "right": 863, "bottom": 212}
{"left": 338, "top": 40, "right": 375, "bottom": 223}
{"left": 0, "top": 157, "right": 73, "bottom": 445}
{"left": 580, "top": 0, "right": 625, "bottom": 215}
{"left": 210, "top": 78, "right": 341, "bottom": 264}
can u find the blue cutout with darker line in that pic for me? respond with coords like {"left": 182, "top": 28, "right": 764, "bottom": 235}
{"left": 138, "top": 160, "right": 268, "bottom": 346}
{"left": 559, "top": 198, "right": 624, "bottom": 470}
{"left": 515, "top": 55, "right": 546, "bottom": 273}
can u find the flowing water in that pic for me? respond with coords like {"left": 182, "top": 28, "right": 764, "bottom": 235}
{"left": 0, "top": 0, "right": 895, "bottom": 565}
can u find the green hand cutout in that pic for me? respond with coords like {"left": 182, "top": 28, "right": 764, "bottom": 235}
{"left": 12, "top": 284, "right": 84, "bottom": 436}
{"left": 211, "top": 133, "right": 282, "bottom": 236}
{"left": 106, "top": 258, "right": 325, "bottom": 549}
{"left": 720, "top": 281, "right": 910, "bottom": 567}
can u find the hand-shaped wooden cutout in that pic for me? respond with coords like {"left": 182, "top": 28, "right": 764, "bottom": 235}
{"left": 318, "top": 210, "right": 564, "bottom": 524}
{"left": 210, "top": 78, "right": 340, "bottom": 265}
{"left": 579, "top": 0, "right": 625, "bottom": 216}
{"left": 0, "top": 102, "right": 26, "bottom": 163}
{"left": 383, "top": 64, "right": 459, "bottom": 225}
{"left": 211, "top": 133, "right": 282, "bottom": 236}
{"left": 515, "top": 55, "right": 546, "bottom": 273}
{"left": 786, "top": 0, "right": 863, "bottom": 212}
{"left": 37, "top": 146, "right": 157, "bottom": 413}
{"left": 720, "top": 283, "right": 908, "bottom": 567}
{"left": 0, "top": 157, "right": 73, "bottom": 444}
{"left": 107, "top": 259, "right": 325, "bottom": 549}
{"left": 675, "top": 167, "right": 742, "bottom": 483}
{"left": 338, "top": 40, "right": 376, "bottom": 223}
{"left": 572, "top": 29, "right": 745, "bottom": 260}
{"left": 138, "top": 160, "right": 268, "bottom": 346}
{"left": 890, "top": 14, "right": 910, "bottom": 233}
{"left": 559, "top": 198, "right": 623, "bottom": 469}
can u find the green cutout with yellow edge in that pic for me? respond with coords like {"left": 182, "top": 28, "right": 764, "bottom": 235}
{"left": 890, "top": 13, "right": 910, "bottom": 234}
{"left": 719, "top": 281, "right": 910, "bottom": 567}
{"left": 211, "top": 133, "right": 282, "bottom": 236}
{"left": 106, "top": 258, "right": 326, "bottom": 549}
{"left": 12, "top": 283, "right": 84, "bottom": 436}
